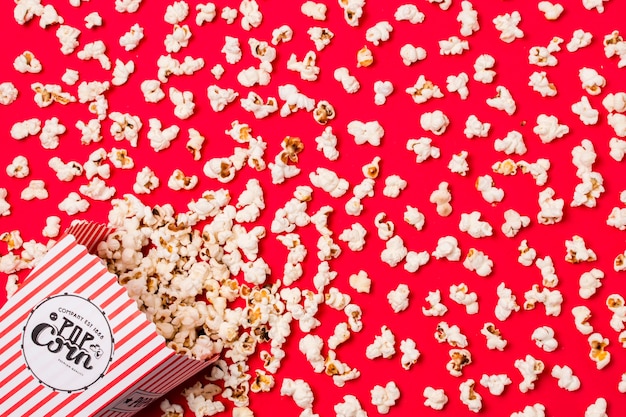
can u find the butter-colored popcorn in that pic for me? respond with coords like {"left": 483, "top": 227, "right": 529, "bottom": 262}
{"left": 313, "top": 100, "right": 336, "bottom": 125}
{"left": 429, "top": 0, "right": 451, "bottom": 10}
{"left": 572, "top": 305, "right": 594, "bottom": 334}
{"left": 406, "top": 137, "right": 440, "bottom": 163}
{"left": 395, "top": 4, "right": 424, "bottom": 24}
{"left": 481, "top": 322, "right": 507, "bottom": 350}
{"left": 399, "top": 44, "right": 427, "bottom": 66}
{"left": 370, "top": 381, "right": 400, "bottom": 414}
{"left": 537, "top": 187, "right": 564, "bottom": 224}
{"left": 383, "top": 175, "right": 407, "bottom": 198}
{"left": 459, "top": 379, "right": 482, "bottom": 413}
{"left": 450, "top": 283, "right": 478, "bottom": 314}
{"left": 473, "top": 54, "right": 496, "bottom": 83}
{"left": 524, "top": 287, "right": 563, "bottom": 316}
{"left": 317, "top": 235, "right": 342, "bottom": 261}
{"left": 464, "top": 248, "right": 493, "bottom": 277}
{"left": 381, "top": 235, "right": 408, "bottom": 267}
{"left": 347, "top": 120, "right": 384, "bottom": 146}
{"left": 58, "top": 191, "right": 90, "bottom": 215}
{"left": 464, "top": 115, "right": 491, "bottom": 138}
{"left": 108, "top": 148, "right": 134, "bottom": 170}
{"left": 480, "top": 374, "right": 511, "bottom": 396}
{"left": 495, "top": 282, "right": 520, "bottom": 321}
{"left": 572, "top": 96, "right": 599, "bottom": 125}
{"left": 422, "top": 387, "right": 448, "bottom": 410}
{"left": 366, "top": 21, "right": 393, "bottom": 46}
{"left": 13, "top": 50, "right": 41, "bottom": 73}
{"left": 31, "top": 82, "right": 75, "bottom": 107}
{"left": 579, "top": 67, "right": 606, "bottom": 95}
{"left": 195, "top": 3, "right": 216, "bottom": 25}
{"left": 585, "top": 398, "right": 608, "bottom": 417}
{"left": 111, "top": 59, "right": 135, "bottom": 86}
{"left": 348, "top": 270, "right": 371, "bottom": 294}
{"left": 388, "top": 284, "right": 410, "bottom": 313}
{"left": 79, "top": 177, "right": 116, "bottom": 201}
{"left": 241, "top": 92, "right": 278, "bottom": 119}
{"left": 568, "top": 29, "right": 593, "bottom": 52}
{"left": 301, "top": 1, "right": 327, "bottom": 20}
{"left": 606, "top": 294, "right": 626, "bottom": 332}
{"left": 608, "top": 112, "right": 626, "bottom": 137}
{"left": 358, "top": 47, "right": 376, "bottom": 69}
{"left": 487, "top": 85, "right": 516, "bottom": 115}
{"left": 399, "top": 338, "right": 420, "bottom": 370}
{"left": 406, "top": 76, "right": 444, "bottom": 104}
{"left": 502, "top": 209, "right": 530, "bottom": 238}
{"left": 167, "top": 169, "right": 198, "bottom": 191}
{"left": 373, "top": 80, "right": 394, "bottom": 105}
{"left": 48, "top": 156, "right": 83, "bottom": 181}
{"left": 529, "top": 71, "right": 557, "bottom": 97}
{"left": 588, "top": 333, "right": 611, "bottom": 369}
{"left": 493, "top": 11, "right": 524, "bottom": 43}
{"left": 42, "top": 216, "right": 61, "bottom": 239}
{"left": 435, "top": 321, "right": 468, "bottom": 347}
{"left": 446, "top": 72, "right": 469, "bottom": 99}
{"left": 280, "top": 378, "right": 314, "bottom": 410}
{"left": 423, "top": 290, "right": 448, "bottom": 317}
{"left": 492, "top": 159, "right": 518, "bottom": 176}
{"left": 439, "top": 36, "right": 469, "bottom": 55}
{"left": 432, "top": 235, "right": 460, "bottom": 261}
{"left": 551, "top": 365, "right": 581, "bottom": 391}
{"left": 459, "top": 211, "right": 493, "bottom": 238}
{"left": 132, "top": 166, "right": 159, "bottom": 194}
{"left": 515, "top": 354, "right": 545, "bottom": 393}
{"left": 6, "top": 155, "right": 29, "bottom": 179}
{"left": 39, "top": 117, "right": 66, "bottom": 149}
{"left": 533, "top": 114, "right": 569, "bottom": 143}
{"left": 566, "top": 235, "right": 597, "bottom": 263}
{"left": 476, "top": 174, "right": 504, "bottom": 204}
{"left": 518, "top": 159, "right": 551, "bottom": 186}
{"left": 447, "top": 348, "right": 472, "bottom": 377}
{"left": 538, "top": 1, "right": 564, "bottom": 19}
{"left": 366, "top": 325, "right": 396, "bottom": 359}
{"left": 20, "top": 180, "right": 48, "bottom": 201}
{"left": 531, "top": 325, "right": 558, "bottom": 352}
{"left": 333, "top": 67, "right": 360, "bottom": 93}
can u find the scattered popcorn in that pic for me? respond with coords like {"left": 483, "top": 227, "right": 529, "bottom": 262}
{"left": 366, "top": 21, "right": 393, "bottom": 46}
{"left": 566, "top": 235, "right": 597, "bottom": 263}
{"left": 534, "top": 114, "right": 569, "bottom": 143}
{"left": 388, "top": 284, "right": 410, "bottom": 313}
{"left": 10, "top": 118, "right": 41, "bottom": 139}
{"left": 349, "top": 270, "right": 371, "bottom": 293}
{"left": 588, "top": 332, "right": 611, "bottom": 369}
{"left": 480, "top": 373, "right": 512, "bottom": 396}
{"left": 333, "top": 67, "right": 360, "bottom": 93}
{"left": 459, "top": 379, "right": 482, "bottom": 413}
{"left": 115, "top": 0, "right": 142, "bottom": 13}
{"left": 169, "top": 87, "right": 195, "bottom": 119}
{"left": 356, "top": 45, "right": 373, "bottom": 68}
{"left": 39, "top": 117, "right": 66, "bottom": 150}
{"left": 373, "top": 80, "right": 394, "bottom": 105}
{"left": 435, "top": 321, "right": 468, "bottom": 348}
{"left": 538, "top": 1, "right": 564, "bottom": 19}
{"left": 446, "top": 72, "right": 469, "bottom": 99}
{"left": 447, "top": 348, "right": 472, "bottom": 377}
{"left": 579, "top": 67, "right": 606, "bottom": 95}
{"left": 39, "top": 4, "right": 63, "bottom": 28}
{"left": 423, "top": 386, "right": 448, "bottom": 410}
{"left": 476, "top": 174, "right": 504, "bottom": 204}
{"left": 420, "top": 110, "right": 449, "bottom": 135}
{"left": 620, "top": 373, "right": 626, "bottom": 393}
{"left": 568, "top": 29, "right": 593, "bottom": 52}
{"left": 366, "top": 325, "right": 396, "bottom": 359}
{"left": 481, "top": 322, "right": 508, "bottom": 351}
{"left": 531, "top": 325, "right": 558, "bottom": 352}
{"left": 518, "top": 159, "right": 551, "bottom": 186}
{"left": 495, "top": 282, "right": 521, "bottom": 321}
{"left": 464, "top": 115, "right": 491, "bottom": 138}
{"left": 48, "top": 156, "right": 83, "bottom": 181}
{"left": 406, "top": 76, "right": 444, "bottom": 104}
{"left": 493, "top": 11, "right": 524, "bottom": 43}
{"left": 406, "top": 137, "right": 441, "bottom": 163}
{"left": 515, "top": 354, "right": 545, "bottom": 393}
{"left": 463, "top": 248, "right": 493, "bottom": 277}
{"left": 457, "top": 1, "right": 479, "bottom": 36}
{"left": 572, "top": 305, "right": 594, "bottom": 335}
{"left": 492, "top": 159, "right": 518, "bottom": 176}
{"left": 395, "top": 4, "right": 425, "bottom": 24}
{"left": 529, "top": 71, "right": 557, "bottom": 97}
{"left": 58, "top": 191, "right": 90, "bottom": 215}
{"left": 572, "top": 96, "right": 599, "bottom": 125}
{"left": 439, "top": 36, "right": 469, "bottom": 55}
{"left": 606, "top": 294, "right": 626, "bottom": 332}
{"left": 109, "top": 112, "right": 142, "bottom": 147}
{"left": 77, "top": 40, "right": 111, "bottom": 70}
{"left": 84, "top": 11, "right": 102, "bottom": 29}
{"left": 536, "top": 256, "right": 558, "bottom": 288}
{"left": 347, "top": 120, "right": 384, "bottom": 146}
{"left": 423, "top": 290, "right": 448, "bottom": 317}
{"left": 111, "top": 59, "right": 135, "bottom": 86}
{"left": 309, "top": 167, "right": 349, "bottom": 197}
{"left": 31, "top": 82, "right": 75, "bottom": 107}
{"left": 20, "top": 179, "right": 48, "bottom": 201}
{"left": 383, "top": 175, "right": 407, "bottom": 198}
{"left": 380, "top": 235, "right": 408, "bottom": 267}
{"left": 602, "top": 91, "right": 626, "bottom": 112}
{"left": 608, "top": 112, "right": 626, "bottom": 137}
{"left": 6, "top": 155, "right": 29, "bottom": 179}
{"left": 502, "top": 209, "right": 530, "bottom": 238}
{"left": 132, "top": 166, "right": 159, "bottom": 194}
{"left": 571, "top": 171, "right": 605, "bottom": 208}
{"left": 119, "top": 23, "right": 144, "bottom": 51}
{"left": 459, "top": 211, "right": 493, "bottom": 238}
{"left": 370, "top": 381, "right": 400, "bottom": 414}
{"left": 537, "top": 187, "right": 564, "bottom": 225}
{"left": 449, "top": 283, "right": 479, "bottom": 314}
{"left": 487, "top": 85, "right": 516, "bottom": 115}
{"left": 430, "top": 182, "right": 453, "bottom": 216}
{"left": 551, "top": 365, "right": 581, "bottom": 391}
{"left": 432, "top": 235, "right": 461, "bottom": 261}
{"left": 167, "top": 169, "right": 198, "bottom": 191}
{"left": 13, "top": 50, "right": 41, "bottom": 73}
{"left": 280, "top": 378, "right": 314, "bottom": 411}
{"left": 399, "top": 44, "right": 427, "bottom": 66}
{"left": 511, "top": 404, "right": 547, "bottom": 417}
{"left": 473, "top": 54, "right": 496, "bottom": 83}
{"left": 584, "top": 398, "right": 608, "bottom": 417}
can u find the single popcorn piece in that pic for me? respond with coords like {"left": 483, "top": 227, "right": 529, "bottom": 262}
{"left": 56, "top": 25, "right": 81, "bottom": 55}
{"left": 495, "top": 282, "right": 520, "bottom": 321}
{"left": 495, "top": 130, "right": 527, "bottom": 155}
{"left": 301, "top": 1, "right": 327, "bottom": 20}
{"left": 280, "top": 378, "right": 314, "bottom": 411}
{"left": 347, "top": 120, "right": 384, "bottom": 146}
{"left": 167, "top": 169, "right": 198, "bottom": 191}
{"left": 531, "top": 325, "right": 558, "bottom": 352}
{"left": 380, "top": 235, "right": 408, "bottom": 267}
{"left": 420, "top": 110, "right": 449, "bottom": 135}
{"left": 406, "top": 76, "right": 444, "bottom": 104}
{"left": 572, "top": 305, "right": 594, "bottom": 334}
{"left": 602, "top": 92, "right": 626, "bottom": 112}
{"left": 492, "top": 159, "right": 518, "bottom": 176}
{"left": 534, "top": 114, "right": 569, "bottom": 143}
{"left": 518, "top": 159, "right": 551, "bottom": 186}
{"left": 374, "top": 212, "right": 395, "bottom": 241}
{"left": 585, "top": 398, "right": 608, "bottom": 417}
{"left": 84, "top": 11, "right": 102, "bottom": 28}
{"left": 58, "top": 191, "right": 90, "bottom": 215}
{"left": 404, "top": 206, "right": 425, "bottom": 230}
{"left": 432, "top": 236, "right": 461, "bottom": 261}
{"left": 164, "top": 0, "right": 188, "bottom": 24}
{"left": 287, "top": 51, "right": 320, "bottom": 81}
{"left": 61, "top": 68, "right": 78, "bottom": 85}
{"left": 21, "top": 180, "right": 48, "bottom": 201}
{"left": 588, "top": 333, "right": 610, "bottom": 369}
{"left": 140, "top": 80, "right": 165, "bottom": 103}
{"left": 307, "top": 26, "right": 334, "bottom": 51}
{"left": 147, "top": 118, "right": 179, "bottom": 152}
{"left": 447, "top": 348, "right": 472, "bottom": 377}
{"left": 583, "top": 0, "right": 609, "bottom": 12}
{"left": 423, "top": 387, "right": 448, "bottom": 410}
{"left": 169, "top": 87, "right": 195, "bottom": 119}
{"left": 474, "top": 54, "right": 496, "bottom": 83}
{"left": 79, "top": 177, "right": 116, "bottom": 201}
{"left": 395, "top": 4, "right": 425, "bottom": 24}
{"left": 196, "top": 3, "right": 217, "bottom": 25}
{"left": 334, "top": 395, "right": 367, "bottom": 417}
{"left": 464, "top": 115, "right": 491, "bottom": 138}
{"left": 222, "top": 36, "right": 242, "bottom": 64}
{"left": 476, "top": 175, "right": 504, "bottom": 204}
{"left": 111, "top": 59, "right": 135, "bottom": 86}
{"left": 119, "top": 23, "right": 144, "bottom": 51}
{"left": 487, "top": 85, "right": 516, "bottom": 115}
{"left": 459, "top": 379, "right": 482, "bottom": 413}
{"left": 0, "top": 189, "right": 10, "bottom": 216}
{"left": 133, "top": 166, "right": 159, "bottom": 194}
{"left": 13, "top": 50, "right": 42, "bottom": 73}
{"left": 481, "top": 322, "right": 508, "bottom": 351}
{"left": 313, "top": 127, "right": 339, "bottom": 161}
{"left": 31, "top": 82, "right": 75, "bottom": 107}
{"left": 572, "top": 96, "right": 599, "bottom": 125}
{"left": 429, "top": 0, "right": 452, "bottom": 10}
{"left": 511, "top": 404, "right": 547, "bottom": 417}
{"left": 356, "top": 45, "right": 373, "bottom": 68}
{"left": 374, "top": 80, "right": 394, "bottom": 105}
{"left": 606, "top": 294, "right": 626, "bottom": 332}
{"left": 571, "top": 171, "right": 605, "bottom": 208}
{"left": 567, "top": 29, "right": 593, "bottom": 52}
{"left": 536, "top": 256, "right": 558, "bottom": 288}
{"left": 502, "top": 209, "right": 530, "bottom": 238}
{"left": 479, "top": 374, "right": 512, "bottom": 396}
{"left": 551, "top": 365, "right": 581, "bottom": 391}
{"left": 459, "top": 211, "right": 493, "bottom": 239}
{"left": 115, "top": 0, "right": 142, "bottom": 13}
{"left": 515, "top": 354, "right": 545, "bottom": 393}
{"left": 334, "top": 67, "right": 360, "bottom": 93}
{"left": 579, "top": 67, "right": 606, "bottom": 95}
{"left": 439, "top": 36, "right": 469, "bottom": 55}
{"left": 423, "top": 290, "right": 448, "bottom": 317}
{"left": 239, "top": 0, "right": 263, "bottom": 31}
{"left": 207, "top": 85, "right": 238, "bottom": 112}
{"left": 463, "top": 248, "right": 493, "bottom": 277}
{"left": 566, "top": 235, "right": 597, "bottom": 263}
{"left": 109, "top": 112, "right": 142, "bottom": 147}
{"left": 366, "top": 325, "right": 396, "bottom": 359}
{"left": 537, "top": 187, "right": 564, "bottom": 225}
{"left": 39, "top": 4, "right": 63, "bottom": 28}
{"left": 77, "top": 40, "right": 111, "bottom": 70}
{"left": 349, "top": 270, "right": 371, "bottom": 293}
{"left": 309, "top": 167, "right": 349, "bottom": 198}
{"left": 388, "top": 284, "right": 410, "bottom": 313}
{"left": 164, "top": 24, "right": 192, "bottom": 53}
{"left": 370, "top": 381, "right": 400, "bottom": 414}
{"left": 108, "top": 148, "right": 134, "bottom": 169}
{"left": 6, "top": 155, "right": 30, "bottom": 179}
{"left": 48, "top": 156, "right": 83, "bottom": 181}
{"left": 406, "top": 137, "right": 441, "bottom": 163}
{"left": 42, "top": 216, "right": 61, "bottom": 238}
{"left": 457, "top": 1, "right": 479, "bottom": 36}
{"left": 366, "top": 21, "right": 393, "bottom": 46}
{"left": 493, "top": 11, "right": 524, "bottom": 43}
{"left": 75, "top": 119, "right": 102, "bottom": 145}
{"left": 399, "top": 338, "right": 420, "bottom": 370}
{"left": 448, "top": 151, "right": 469, "bottom": 176}
{"left": 383, "top": 175, "right": 407, "bottom": 198}
{"left": 538, "top": 1, "right": 564, "bottom": 19}
{"left": 399, "top": 44, "right": 427, "bottom": 66}
{"left": 278, "top": 84, "right": 314, "bottom": 116}
{"left": 39, "top": 117, "right": 66, "bottom": 150}
{"left": 529, "top": 71, "right": 557, "bottom": 97}
{"left": 446, "top": 73, "right": 469, "bottom": 99}
{"left": 449, "top": 283, "right": 479, "bottom": 314}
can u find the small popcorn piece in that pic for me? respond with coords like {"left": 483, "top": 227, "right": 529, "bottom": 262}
{"left": 39, "top": 4, "right": 63, "bottom": 28}
{"left": 566, "top": 235, "right": 597, "bottom": 263}
{"left": 271, "top": 24, "right": 293, "bottom": 45}
{"left": 169, "top": 87, "right": 195, "bottom": 119}
{"left": 502, "top": 209, "right": 530, "bottom": 238}
{"left": 473, "top": 54, "right": 496, "bottom": 83}
{"left": 538, "top": 1, "right": 564, "bottom": 19}
{"left": 79, "top": 177, "right": 116, "bottom": 201}
{"left": 487, "top": 85, "right": 516, "bottom": 115}
{"left": 606, "top": 294, "right": 626, "bottom": 332}
{"left": 447, "top": 348, "right": 472, "bottom": 377}
{"left": 450, "top": 283, "right": 478, "bottom": 314}
{"left": 239, "top": 0, "right": 263, "bottom": 31}
{"left": 551, "top": 365, "right": 581, "bottom": 391}
{"left": 111, "top": 59, "right": 135, "bottom": 86}
{"left": 572, "top": 96, "right": 599, "bottom": 125}
{"left": 164, "top": 0, "right": 188, "bottom": 24}
{"left": 0, "top": 188, "right": 10, "bottom": 216}
{"left": 280, "top": 378, "right": 314, "bottom": 410}
{"left": 383, "top": 175, "right": 407, "bottom": 198}
{"left": 56, "top": 25, "right": 81, "bottom": 55}
{"left": 366, "top": 325, "right": 396, "bottom": 359}
{"left": 207, "top": 85, "right": 238, "bottom": 112}
{"left": 459, "top": 379, "right": 482, "bottom": 413}
{"left": 518, "top": 159, "right": 551, "bottom": 186}
{"left": 31, "top": 82, "right": 76, "bottom": 107}
{"left": 48, "top": 156, "right": 83, "bottom": 181}
{"left": 531, "top": 325, "right": 558, "bottom": 352}
{"left": 388, "top": 284, "right": 410, "bottom": 313}
{"left": 406, "top": 75, "right": 444, "bottom": 104}
{"left": 287, "top": 51, "right": 320, "bottom": 81}
{"left": 395, "top": 4, "right": 425, "bottom": 24}
{"left": 515, "top": 354, "right": 545, "bottom": 393}
{"left": 147, "top": 118, "right": 179, "bottom": 152}
{"left": 133, "top": 166, "right": 159, "bottom": 194}
{"left": 399, "top": 338, "right": 420, "bottom": 370}
{"left": 447, "top": 72, "right": 469, "bottom": 99}
{"left": 307, "top": 26, "right": 334, "bottom": 51}
{"left": 42, "top": 216, "right": 61, "bottom": 239}
{"left": 536, "top": 256, "right": 558, "bottom": 288}
{"left": 404, "top": 206, "right": 425, "bottom": 230}
{"left": 370, "top": 381, "right": 400, "bottom": 414}
{"left": 77, "top": 40, "right": 111, "bottom": 70}
{"left": 602, "top": 92, "right": 626, "bottom": 112}
{"left": 301, "top": 1, "right": 327, "bottom": 20}
{"left": 21, "top": 180, "right": 48, "bottom": 201}
{"left": 423, "top": 290, "right": 448, "bottom": 317}
{"left": 579, "top": 67, "right": 606, "bottom": 95}
{"left": 406, "top": 137, "right": 441, "bottom": 163}
{"left": 278, "top": 84, "right": 314, "bottom": 115}
{"left": 459, "top": 211, "right": 493, "bottom": 238}
{"left": 463, "top": 248, "right": 493, "bottom": 277}
{"left": 430, "top": 182, "right": 452, "bottom": 216}
{"left": 429, "top": 0, "right": 451, "bottom": 10}
{"left": 583, "top": 0, "right": 609, "bottom": 12}
{"left": 6, "top": 155, "right": 29, "bottom": 179}
{"left": 439, "top": 36, "right": 469, "bottom": 55}
{"left": 537, "top": 187, "right": 564, "bottom": 225}
{"left": 571, "top": 171, "right": 605, "bottom": 208}
{"left": 349, "top": 270, "right": 371, "bottom": 293}
{"left": 313, "top": 100, "right": 335, "bottom": 125}
{"left": 529, "top": 71, "right": 557, "bottom": 97}
{"left": 435, "top": 321, "right": 468, "bottom": 348}
{"left": 492, "top": 159, "right": 517, "bottom": 176}
{"left": 115, "top": 0, "right": 142, "bottom": 13}
{"left": 58, "top": 192, "right": 90, "bottom": 215}
{"left": 420, "top": 110, "right": 449, "bottom": 135}
{"left": 493, "top": 11, "right": 524, "bottom": 43}
{"left": 334, "top": 67, "right": 360, "bottom": 93}
{"left": 39, "top": 117, "right": 66, "bottom": 150}
{"left": 608, "top": 112, "right": 626, "bottom": 138}
{"left": 495, "top": 282, "right": 520, "bottom": 321}
{"left": 222, "top": 36, "right": 242, "bottom": 64}
{"left": 167, "top": 169, "right": 198, "bottom": 191}
{"left": 309, "top": 167, "right": 349, "bottom": 197}
{"left": 607, "top": 203, "right": 626, "bottom": 230}
{"left": 195, "top": 3, "right": 216, "bottom": 25}
{"left": 464, "top": 115, "right": 491, "bottom": 138}
{"left": 109, "top": 112, "right": 142, "bottom": 147}
{"left": 355, "top": 45, "right": 373, "bottom": 68}
{"left": 511, "top": 404, "right": 547, "bottom": 417}
{"left": 584, "top": 398, "right": 608, "bottom": 417}
{"left": 432, "top": 236, "right": 461, "bottom": 261}
{"left": 423, "top": 387, "right": 448, "bottom": 410}
{"left": 347, "top": 120, "right": 384, "bottom": 146}
{"left": 481, "top": 322, "right": 507, "bottom": 351}
{"left": 479, "top": 374, "right": 512, "bottom": 396}
{"left": 572, "top": 305, "right": 594, "bottom": 334}
{"left": 380, "top": 235, "right": 408, "bottom": 267}
{"left": 399, "top": 44, "right": 427, "bottom": 66}
{"left": 366, "top": 21, "right": 393, "bottom": 46}
{"left": 373, "top": 80, "right": 394, "bottom": 105}
{"left": 588, "top": 333, "right": 611, "bottom": 369}
{"left": 476, "top": 174, "right": 504, "bottom": 204}
{"left": 457, "top": 1, "right": 479, "bottom": 36}
{"left": 61, "top": 68, "right": 79, "bottom": 86}
{"left": 140, "top": 80, "right": 165, "bottom": 103}
{"left": 119, "top": 23, "right": 144, "bottom": 51}
{"left": 0, "top": 230, "right": 23, "bottom": 251}
{"left": 495, "top": 130, "right": 527, "bottom": 155}
{"left": 374, "top": 212, "right": 395, "bottom": 240}
{"left": 164, "top": 24, "right": 192, "bottom": 53}
{"left": 567, "top": 29, "right": 593, "bottom": 52}
{"left": 84, "top": 11, "right": 102, "bottom": 29}
{"left": 13, "top": 50, "right": 42, "bottom": 73}
{"left": 534, "top": 114, "right": 569, "bottom": 143}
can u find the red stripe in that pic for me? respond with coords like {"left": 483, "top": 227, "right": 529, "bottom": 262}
{"left": 17, "top": 385, "right": 51, "bottom": 416}
{"left": 107, "top": 297, "right": 138, "bottom": 321}
{"left": 100, "top": 286, "right": 130, "bottom": 311}
{"left": 44, "top": 391, "right": 81, "bottom": 417}
{"left": 75, "top": 268, "right": 112, "bottom": 295}
{"left": 0, "top": 373, "right": 32, "bottom": 408}
{"left": 0, "top": 362, "right": 27, "bottom": 394}
{"left": 138, "top": 355, "right": 178, "bottom": 391}
{"left": 112, "top": 309, "right": 144, "bottom": 335}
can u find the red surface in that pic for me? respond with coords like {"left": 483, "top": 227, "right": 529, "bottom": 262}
{"left": 1, "top": 1, "right": 626, "bottom": 416}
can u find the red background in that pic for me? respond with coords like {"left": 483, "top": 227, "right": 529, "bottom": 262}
{"left": 1, "top": 0, "right": 626, "bottom": 416}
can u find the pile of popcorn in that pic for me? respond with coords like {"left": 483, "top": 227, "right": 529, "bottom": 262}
{"left": 3, "top": 0, "right": 626, "bottom": 416}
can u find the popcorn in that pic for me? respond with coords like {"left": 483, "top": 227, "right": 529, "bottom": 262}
{"left": 380, "top": 235, "right": 408, "bottom": 267}
{"left": 406, "top": 137, "right": 440, "bottom": 163}
{"left": 502, "top": 209, "right": 530, "bottom": 238}
{"left": 165, "top": 24, "right": 192, "bottom": 53}
{"left": 534, "top": 114, "right": 569, "bottom": 143}
{"left": 602, "top": 91, "right": 626, "bottom": 112}
{"left": 480, "top": 374, "right": 511, "bottom": 396}
{"left": 531, "top": 325, "right": 558, "bottom": 352}
{"left": 349, "top": 270, "right": 371, "bottom": 293}
{"left": 20, "top": 180, "right": 48, "bottom": 201}
{"left": 422, "top": 290, "right": 448, "bottom": 317}
{"left": 347, "top": 120, "right": 384, "bottom": 146}
{"left": 222, "top": 36, "right": 242, "bottom": 64}
{"left": 79, "top": 177, "right": 116, "bottom": 201}
{"left": 195, "top": 3, "right": 216, "bottom": 25}
{"left": 571, "top": 171, "right": 605, "bottom": 208}
{"left": 399, "top": 44, "right": 427, "bottom": 66}
{"left": 486, "top": 85, "right": 516, "bottom": 115}
{"left": 119, "top": 23, "right": 144, "bottom": 51}
{"left": 169, "top": 87, "right": 195, "bottom": 119}
{"left": 287, "top": 51, "right": 320, "bottom": 81}
{"left": 239, "top": 0, "right": 262, "bottom": 30}
{"left": 13, "top": 50, "right": 41, "bottom": 73}
{"left": 301, "top": 1, "right": 326, "bottom": 20}
{"left": 406, "top": 76, "right": 444, "bottom": 104}
{"left": 583, "top": 0, "right": 609, "bottom": 12}
{"left": 515, "top": 354, "right": 545, "bottom": 393}
{"left": 383, "top": 175, "right": 407, "bottom": 198}
{"left": 309, "top": 167, "right": 349, "bottom": 197}
{"left": 457, "top": 1, "right": 479, "bottom": 36}
{"left": 572, "top": 305, "right": 594, "bottom": 334}
{"left": 420, "top": 110, "right": 449, "bottom": 135}
{"left": 493, "top": 11, "right": 524, "bottom": 43}
{"left": 333, "top": 67, "right": 360, "bottom": 93}
{"left": 77, "top": 40, "right": 111, "bottom": 70}
{"left": 476, "top": 174, "right": 504, "bottom": 204}
{"left": 75, "top": 119, "right": 102, "bottom": 145}
{"left": 495, "top": 282, "right": 520, "bottom": 321}
{"left": 147, "top": 118, "right": 180, "bottom": 152}
{"left": 84, "top": 11, "right": 102, "bottom": 28}
{"left": 459, "top": 379, "right": 482, "bottom": 413}
{"left": 481, "top": 322, "right": 507, "bottom": 350}
{"left": 370, "top": 381, "right": 400, "bottom": 414}
{"left": 280, "top": 378, "right": 314, "bottom": 411}
{"left": 492, "top": 159, "right": 518, "bottom": 176}
{"left": 207, "top": 85, "right": 238, "bottom": 112}
{"left": 58, "top": 191, "right": 90, "bottom": 215}
{"left": 463, "top": 248, "right": 493, "bottom": 277}
{"left": 39, "top": 4, "right": 63, "bottom": 28}
{"left": 459, "top": 211, "right": 493, "bottom": 238}
{"left": 518, "top": 159, "right": 551, "bottom": 186}
{"left": 13, "top": 0, "right": 43, "bottom": 25}
{"left": 551, "top": 365, "right": 581, "bottom": 391}
{"left": 529, "top": 71, "right": 557, "bottom": 97}
{"left": 366, "top": 325, "right": 396, "bottom": 359}
{"left": 334, "top": 395, "right": 366, "bottom": 417}
{"left": 608, "top": 113, "right": 626, "bottom": 137}
{"left": 585, "top": 398, "right": 608, "bottom": 417}
{"left": 109, "top": 112, "right": 142, "bottom": 147}
{"left": 446, "top": 72, "right": 469, "bottom": 99}
{"left": 429, "top": 0, "right": 451, "bottom": 10}
{"left": 278, "top": 84, "right": 314, "bottom": 116}
{"left": 164, "top": 0, "right": 189, "bottom": 24}
{"left": 405, "top": 250, "right": 429, "bottom": 272}
{"left": 464, "top": 115, "right": 491, "bottom": 138}
{"left": 108, "top": 148, "right": 134, "bottom": 170}
{"left": 133, "top": 166, "right": 159, "bottom": 194}
{"left": 271, "top": 24, "right": 293, "bottom": 45}
{"left": 0, "top": 189, "right": 10, "bottom": 217}
{"left": 48, "top": 156, "right": 83, "bottom": 181}
{"left": 449, "top": 283, "right": 479, "bottom": 314}
{"left": 423, "top": 387, "right": 448, "bottom": 410}
{"left": 404, "top": 205, "right": 425, "bottom": 230}
{"left": 537, "top": 187, "right": 564, "bottom": 224}
{"left": 566, "top": 235, "right": 597, "bottom": 263}
{"left": 538, "top": 1, "right": 564, "bottom": 19}
{"left": 313, "top": 100, "right": 335, "bottom": 125}
{"left": 473, "top": 54, "right": 496, "bottom": 83}
{"left": 39, "top": 117, "right": 66, "bottom": 149}
{"left": 606, "top": 294, "right": 626, "bottom": 332}
{"left": 115, "top": 0, "right": 142, "bottom": 13}
{"left": 620, "top": 374, "right": 626, "bottom": 393}
{"left": 447, "top": 348, "right": 472, "bottom": 377}
{"left": 168, "top": 169, "right": 198, "bottom": 191}
{"left": 399, "top": 338, "right": 420, "bottom": 370}
{"left": 430, "top": 182, "right": 453, "bottom": 216}
{"left": 112, "top": 59, "right": 135, "bottom": 86}
{"left": 432, "top": 236, "right": 460, "bottom": 261}
{"left": 571, "top": 96, "right": 599, "bottom": 125}
{"left": 388, "top": 284, "right": 410, "bottom": 313}
{"left": 10, "top": 118, "right": 41, "bottom": 139}
{"left": 366, "top": 21, "right": 393, "bottom": 46}
{"left": 31, "top": 82, "right": 75, "bottom": 107}
{"left": 6, "top": 155, "right": 29, "bottom": 179}
{"left": 374, "top": 80, "right": 394, "bottom": 105}
{"left": 579, "top": 67, "right": 606, "bottom": 95}
{"left": 588, "top": 333, "right": 611, "bottom": 369}
{"left": 567, "top": 29, "right": 593, "bottom": 52}
{"left": 511, "top": 404, "right": 547, "bottom": 417}
{"left": 439, "top": 36, "right": 469, "bottom": 55}
{"left": 338, "top": 0, "right": 365, "bottom": 27}
{"left": 435, "top": 321, "right": 468, "bottom": 348}
{"left": 374, "top": 212, "right": 394, "bottom": 241}
{"left": 395, "top": 4, "right": 425, "bottom": 24}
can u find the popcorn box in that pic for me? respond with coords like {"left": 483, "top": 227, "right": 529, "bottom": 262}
{"left": 0, "top": 221, "right": 218, "bottom": 417}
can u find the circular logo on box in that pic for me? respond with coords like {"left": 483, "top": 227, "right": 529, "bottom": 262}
{"left": 21, "top": 294, "right": 114, "bottom": 392}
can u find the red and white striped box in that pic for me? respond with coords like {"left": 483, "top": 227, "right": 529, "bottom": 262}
{"left": 0, "top": 221, "right": 217, "bottom": 417}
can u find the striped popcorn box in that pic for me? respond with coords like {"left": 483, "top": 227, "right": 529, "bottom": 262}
{"left": 0, "top": 221, "right": 218, "bottom": 417}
